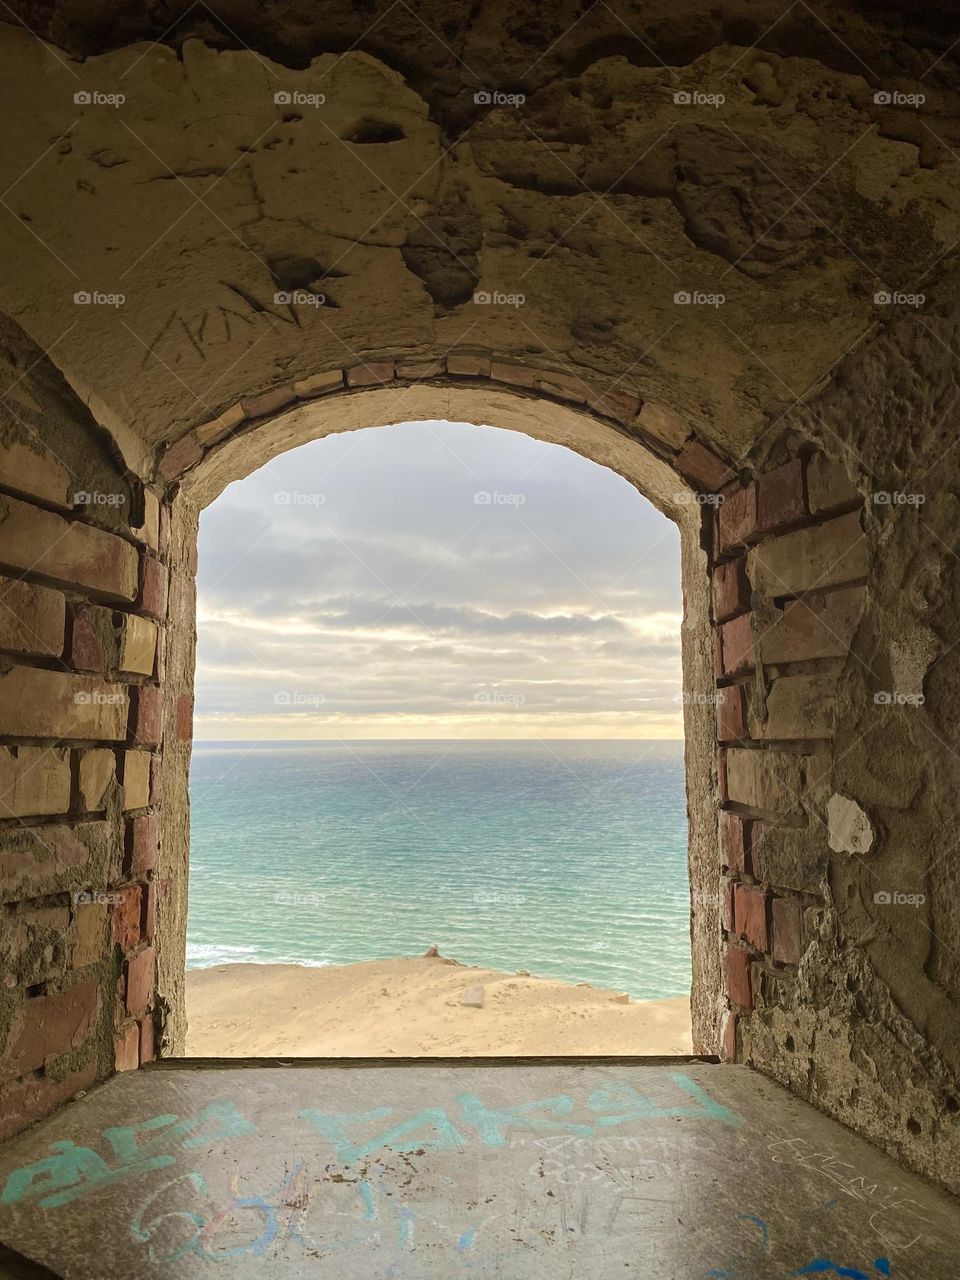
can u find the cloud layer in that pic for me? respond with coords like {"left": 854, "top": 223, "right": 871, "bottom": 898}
{"left": 195, "top": 420, "right": 683, "bottom": 738}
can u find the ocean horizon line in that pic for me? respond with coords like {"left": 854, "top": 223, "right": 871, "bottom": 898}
{"left": 192, "top": 737, "right": 686, "bottom": 744}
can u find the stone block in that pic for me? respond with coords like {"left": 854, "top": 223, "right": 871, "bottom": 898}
{"left": 0, "top": 494, "right": 138, "bottom": 601}
{"left": 78, "top": 748, "right": 115, "bottom": 811}
{"left": 0, "top": 746, "right": 71, "bottom": 818}
{"left": 748, "top": 511, "right": 867, "bottom": 596}
{"left": 122, "top": 750, "right": 151, "bottom": 810}
{"left": 0, "top": 575, "right": 65, "bottom": 657}
{"left": 0, "top": 666, "right": 127, "bottom": 740}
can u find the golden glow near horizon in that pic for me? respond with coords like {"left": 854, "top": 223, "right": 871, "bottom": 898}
{"left": 195, "top": 422, "right": 684, "bottom": 740}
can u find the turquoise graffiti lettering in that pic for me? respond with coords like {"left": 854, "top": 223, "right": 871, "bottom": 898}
{"left": 1, "top": 1139, "right": 172, "bottom": 1210}
{"left": 456, "top": 1093, "right": 594, "bottom": 1146}
{"left": 588, "top": 1074, "right": 745, "bottom": 1128}
{"left": 298, "top": 1107, "right": 467, "bottom": 1164}
{"left": 3, "top": 1074, "right": 741, "bottom": 1214}
{"left": 1, "top": 1099, "right": 256, "bottom": 1210}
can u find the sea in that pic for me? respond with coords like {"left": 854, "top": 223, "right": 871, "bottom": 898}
{"left": 186, "top": 740, "right": 690, "bottom": 1001}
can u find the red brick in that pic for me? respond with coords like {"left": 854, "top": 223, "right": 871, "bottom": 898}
{"left": 718, "top": 485, "right": 758, "bottom": 553}
{"left": 157, "top": 432, "right": 203, "bottom": 482}
{"left": 720, "top": 1009, "right": 737, "bottom": 1062}
{"left": 3, "top": 982, "right": 99, "bottom": 1074}
{"left": 175, "top": 694, "right": 193, "bottom": 742}
{"left": 129, "top": 685, "right": 163, "bottom": 747}
{"left": 720, "top": 613, "right": 754, "bottom": 675}
{"left": 139, "top": 1013, "right": 156, "bottom": 1064}
{"left": 241, "top": 384, "right": 296, "bottom": 417}
{"left": 115, "top": 1023, "right": 139, "bottom": 1071}
{"left": 69, "top": 604, "right": 114, "bottom": 672}
{"left": 675, "top": 440, "right": 735, "bottom": 492}
{"left": 722, "top": 877, "right": 735, "bottom": 931}
{"left": 143, "top": 880, "right": 156, "bottom": 943}
{"left": 713, "top": 557, "right": 750, "bottom": 622}
{"left": 139, "top": 556, "right": 168, "bottom": 620}
{"left": 771, "top": 896, "right": 803, "bottom": 965}
{"left": 725, "top": 945, "right": 753, "bottom": 1009}
{"left": 718, "top": 749, "right": 728, "bottom": 802}
{"left": 756, "top": 459, "right": 806, "bottom": 534}
{"left": 126, "top": 814, "right": 158, "bottom": 876}
{"left": 111, "top": 884, "right": 142, "bottom": 952}
{"left": 0, "top": 1058, "right": 99, "bottom": 1141}
{"left": 125, "top": 946, "right": 155, "bottom": 1016}
{"left": 717, "top": 684, "right": 747, "bottom": 742}
{"left": 719, "top": 810, "right": 748, "bottom": 873}
{"left": 734, "top": 884, "right": 769, "bottom": 952}
{"left": 588, "top": 388, "right": 641, "bottom": 422}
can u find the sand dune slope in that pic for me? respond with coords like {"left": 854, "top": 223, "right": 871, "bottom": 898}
{"left": 184, "top": 955, "right": 693, "bottom": 1057}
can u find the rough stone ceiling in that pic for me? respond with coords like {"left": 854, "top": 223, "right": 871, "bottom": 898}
{"left": 0, "top": 1, "right": 958, "bottom": 470}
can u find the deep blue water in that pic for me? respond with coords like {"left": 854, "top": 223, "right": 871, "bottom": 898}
{"left": 186, "top": 740, "right": 690, "bottom": 999}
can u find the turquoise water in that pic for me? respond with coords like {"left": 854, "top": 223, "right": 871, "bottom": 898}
{"left": 186, "top": 740, "right": 691, "bottom": 1000}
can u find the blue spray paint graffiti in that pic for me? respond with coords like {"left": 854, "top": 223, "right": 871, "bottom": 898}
{"left": 791, "top": 1261, "right": 891, "bottom": 1279}
{"left": 0, "top": 1100, "right": 255, "bottom": 1209}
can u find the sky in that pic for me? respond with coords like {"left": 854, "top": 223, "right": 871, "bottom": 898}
{"left": 194, "top": 420, "right": 683, "bottom": 739}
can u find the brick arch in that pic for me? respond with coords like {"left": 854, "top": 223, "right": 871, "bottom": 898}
{"left": 146, "top": 355, "right": 864, "bottom": 1073}
{"left": 0, "top": 347, "right": 866, "bottom": 1149}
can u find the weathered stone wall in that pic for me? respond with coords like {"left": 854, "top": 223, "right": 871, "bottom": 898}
{"left": 0, "top": 318, "right": 167, "bottom": 1132}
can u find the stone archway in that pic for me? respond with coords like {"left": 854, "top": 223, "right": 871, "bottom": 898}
{"left": 150, "top": 355, "right": 867, "bottom": 1110}
{"left": 0, "top": 6, "right": 958, "bottom": 1194}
